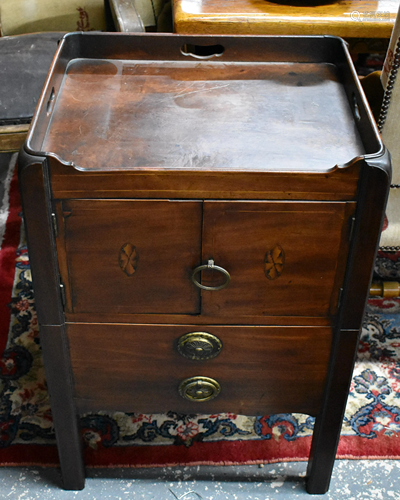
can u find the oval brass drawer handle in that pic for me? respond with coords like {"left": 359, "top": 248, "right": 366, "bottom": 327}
{"left": 178, "top": 332, "right": 223, "bottom": 360}
{"left": 191, "top": 259, "right": 231, "bottom": 291}
{"left": 179, "top": 376, "right": 221, "bottom": 402}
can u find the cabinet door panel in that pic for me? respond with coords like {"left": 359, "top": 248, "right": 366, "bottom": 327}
{"left": 59, "top": 200, "right": 202, "bottom": 314}
{"left": 201, "top": 201, "right": 353, "bottom": 317}
{"left": 67, "top": 323, "right": 332, "bottom": 416}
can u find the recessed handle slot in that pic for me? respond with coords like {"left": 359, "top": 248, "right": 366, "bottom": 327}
{"left": 352, "top": 93, "right": 361, "bottom": 122}
{"left": 46, "top": 87, "right": 56, "bottom": 116}
{"left": 181, "top": 43, "right": 224, "bottom": 60}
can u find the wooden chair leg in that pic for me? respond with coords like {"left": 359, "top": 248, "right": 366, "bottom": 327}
{"left": 19, "top": 161, "right": 85, "bottom": 490}
{"left": 40, "top": 325, "right": 85, "bottom": 490}
{"left": 306, "top": 329, "right": 359, "bottom": 494}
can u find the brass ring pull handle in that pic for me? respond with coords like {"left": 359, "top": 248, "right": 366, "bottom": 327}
{"left": 177, "top": 332, "right": 223, "bottom": 360}
{"left": 179, "top": 376, "right": 221, "bottom": 402}
{"left": 191, "top": 259, "right": 231, "bottom": 291}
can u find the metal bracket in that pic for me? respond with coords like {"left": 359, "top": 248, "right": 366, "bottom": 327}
{"left": 60, "top": 281, "right": 66, "bottom": 307}
{"left": 51, "top": 212, "right": 58, "bottom": 238}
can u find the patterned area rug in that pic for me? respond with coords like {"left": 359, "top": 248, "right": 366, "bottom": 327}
{"left": 2, "top": 156, "right": 400, "bottom": 467}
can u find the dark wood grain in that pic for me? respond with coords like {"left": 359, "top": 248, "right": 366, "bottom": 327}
{"left": 58, "top": 199, "right": 202, "bottom": 315}
{"left": 201, "top": 201, "right": 355, "bottom": 318}
{"left": 42, "top": 60, "right": 364, "bottom": 174}
{"left": 57, "top": 199, "right": 355, "bottom": 322}
{"left": 306, "top": 329, "right": 359, "bottom": 494}
{"left": 306, "top": 157, "right": 391, "bottom": 494}
{"left": 39, "top": 325, "right": 85, "bottom": 490}
{"left": 49, "top": 158, "right": 361, "bottom": 201}
{"left": 17, "top": 154, "right": 85, "bottom": 490}
{"left": 17, "top": 156, "right": 63, "bottom": 326}
{"left": 341, "top": 156, "right": 392, "bottom": 329}
{"left": 28, "top": 34, "right": 380, "bottom": 162}
{"left": 67, "top": 323, "right": 332, "bottom": 416}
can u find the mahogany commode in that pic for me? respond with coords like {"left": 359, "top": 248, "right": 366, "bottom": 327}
{"left": 18, "top": 32, "right": 390, "bottom": 494}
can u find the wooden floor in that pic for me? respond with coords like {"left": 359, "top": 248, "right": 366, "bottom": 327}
{"left": 2, "top": 460, "right": 400, "bottom": 498}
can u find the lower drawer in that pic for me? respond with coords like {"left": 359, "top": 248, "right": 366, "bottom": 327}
{"left": 66, "top": 323, "right": 332, "bottom": 416}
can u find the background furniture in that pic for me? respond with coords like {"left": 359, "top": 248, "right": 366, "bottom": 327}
{"left": 172, "top": 0, "right": 399, "bottom": 37}
{"left": 379, "top": 7, "right": 400, "bottom": 251}
{"left": 0, "top": 0, "right": 107, "bottom": 35}
{"left": 108, "top": 0, "right": 144, "bottom": 32}
{"left": 360, "top": 5, "right": 400, "bottom": 296}
{"left": 0, "top": 33, "right": 62, "bottom": 153}
{"left": 0, "top": 0, "right": 167, "bottom": 35}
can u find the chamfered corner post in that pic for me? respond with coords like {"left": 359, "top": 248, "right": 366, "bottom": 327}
{"left": 306, "top": 153, "right": 391, "bottom": 494}
{"left": 306, "top": 328, "right": 359, "bottom": 494}
{"left": 18, "top": 153, "right": 86, "bottom": 490}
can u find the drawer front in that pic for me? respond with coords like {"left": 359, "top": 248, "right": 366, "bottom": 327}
{"left": 67, "top": 323, "right": 332, "bottom": 416}
{"left": 57, "top": 200, "right": 202, "bottom": 315}
{"left": 200, "top": 201, "right": 354, "bottom": 318}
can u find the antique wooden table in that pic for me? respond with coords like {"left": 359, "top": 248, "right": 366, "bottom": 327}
{"left": 19, "top": 32, "right": 390, "bottom": 494}
{"left": 173, "top": 0, "right": 400, "bottom": 37}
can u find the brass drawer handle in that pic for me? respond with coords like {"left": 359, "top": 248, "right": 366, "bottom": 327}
{"left": 191, "top": 259, "right": 231, "bottom": 291}
{"left": 179, "top": 376, "right": 221, "bottom": 402}
{"left": 177, "top": 332, "right": 222, "bottom": 360}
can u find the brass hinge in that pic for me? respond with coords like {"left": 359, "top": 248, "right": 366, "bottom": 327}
{"left": 370, "top": 281, "right": 400, "bottom": 298}
{"left": 51, "top": 213, "right": 58, "bottom": 238}
{"left": 349, "top": 216, "right": 356, "bottom": 242}
{"left": 60, "top": 281, "right": 66, "bottom": 307}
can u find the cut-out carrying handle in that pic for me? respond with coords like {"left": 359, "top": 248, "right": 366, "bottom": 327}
{"left": 181, "top": 43, "right": 225, "bottom": 60}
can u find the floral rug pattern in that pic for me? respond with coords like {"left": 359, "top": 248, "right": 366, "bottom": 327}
{"left": 2, "top": 228, "right": 400, "bottom": 456}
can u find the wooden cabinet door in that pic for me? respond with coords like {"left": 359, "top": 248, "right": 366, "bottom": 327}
{"left": 200, "top": 201, "right": 354, "bottom": 318}
{"left": 57, "top": 200, "right": 202, "bottom": 315}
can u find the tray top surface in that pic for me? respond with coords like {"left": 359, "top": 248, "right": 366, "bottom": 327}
{"left": 42, "top": 58, "right": 365, "bottom": 172}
